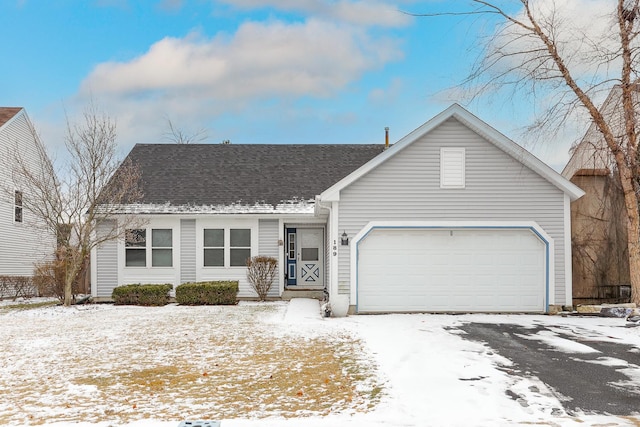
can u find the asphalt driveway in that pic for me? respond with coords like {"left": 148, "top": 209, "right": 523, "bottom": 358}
{"left": 457, "top": 321, "right": 640, "bottom": 415}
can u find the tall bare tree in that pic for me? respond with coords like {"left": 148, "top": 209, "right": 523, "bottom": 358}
{"left": 12, "top": 104, "right": 143, "bottom": 306}
{"left": 161, "top": 117, "right": 208, "bottom": 144}
{"left": 414, "top": 0, "right": 640, "bottom": 305}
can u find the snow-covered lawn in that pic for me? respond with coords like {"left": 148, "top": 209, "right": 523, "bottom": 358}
{"left": 1, "top": 299, "right": 639, "bottom": 427}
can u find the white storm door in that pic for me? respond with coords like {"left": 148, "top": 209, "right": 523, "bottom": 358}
{"left": 296, "top": 228, "right": 323, "bottom": 287}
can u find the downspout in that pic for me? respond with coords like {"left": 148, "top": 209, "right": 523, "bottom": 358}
{"left": 315, "top": 195, "right": 334, "bottom": 317}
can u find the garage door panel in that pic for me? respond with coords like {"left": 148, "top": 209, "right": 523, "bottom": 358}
{"left": 357, "top": 228, "right": 546, "bottom": 313}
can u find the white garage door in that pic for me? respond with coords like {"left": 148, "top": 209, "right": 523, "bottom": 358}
{"left": 357, "top": 228, "right": 546, "bottom": 313}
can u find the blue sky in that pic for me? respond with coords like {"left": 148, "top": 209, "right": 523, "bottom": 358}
{"left": 2, "top": 0, "right": 586, "bottom": 171}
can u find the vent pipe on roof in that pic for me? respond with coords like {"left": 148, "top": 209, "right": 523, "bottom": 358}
{"left": 385, "top": 127, "right": 389, "bottom": 148}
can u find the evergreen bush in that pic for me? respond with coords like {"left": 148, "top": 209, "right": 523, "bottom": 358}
{"left": 176, "top": 281, "right": 238, "bottom": 305}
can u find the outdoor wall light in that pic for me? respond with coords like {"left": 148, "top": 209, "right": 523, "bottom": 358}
{"left": 341, "top": 230, "right": 349, "bottom": 246}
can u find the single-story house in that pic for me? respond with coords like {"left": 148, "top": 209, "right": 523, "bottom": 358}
{"left": 91, "top": 104, "right": 584, "bottom": 314}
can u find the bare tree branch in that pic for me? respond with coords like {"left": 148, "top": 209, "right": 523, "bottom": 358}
{"left": 161, "top": 117, "right": 208, "bottom": 144}
{"left": 12, "top": 103, "right": 145, "bottom": 306}
{"left": 413, "top": 0, "right": 640, "bottom": 304}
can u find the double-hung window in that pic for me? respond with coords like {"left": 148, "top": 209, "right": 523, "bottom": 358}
{"left": 125, "top": 229, "right": 146, "bottom": 266}
{"left": 230, "top": 229, "right": 251, "bottom": 266}
{"left": 125, "top": 228, "right": 173, "bottom": 267}
{"left": 204, "top": 229, "right": 224, "bottom": 267}
{"left": 203, "top": 228, "right": 251, "bottom": 267}
{"left": 152, "top": 229, "right": 173, "bottom": 267}
{"left": 14, "top": 190, "right": 23, "bottom": 223}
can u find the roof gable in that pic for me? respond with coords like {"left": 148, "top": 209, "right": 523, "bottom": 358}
{"left": 125, "top": 143, "right": 385, "bottom": 210}
{"left": 0, "top": 107, "right": 23, "bottom": 130}
{"left": 320, "top": 104, "right": 585, "bottom": 202}
{"left": 562, "top": 85, "right": 635, "bottom": 179}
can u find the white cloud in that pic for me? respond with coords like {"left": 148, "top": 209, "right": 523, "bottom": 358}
{"left": 80, "top": 20, "right": 402, "bottom": 101}
{"left": 75, "top": 2, "right": 407, "bottom": 151}
{"left": 220, "top": 0, "right": 412, "bottom": 28}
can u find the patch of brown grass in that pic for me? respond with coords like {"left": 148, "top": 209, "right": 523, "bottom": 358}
{"left": 0, "top": 305, "right": 381, "bottom": 425}
{"left": 70, "top": 336, "right": 372, "bottom": 423}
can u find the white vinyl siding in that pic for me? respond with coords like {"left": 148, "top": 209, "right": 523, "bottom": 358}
{"left": 337, "top": 117, "right": 568, "bottom": 305}
{"left": 440, "top": 147, "right": 465, "bottom": 188}
{"left": 0, "top": 110, "right": 56, "bottom": 276}
{"left": 95, "top": 220, "right": 118, "bottom": 298}
{"left": 180, "top": 219, "right": 196, "bottom": 283}
{"left": 258, "top": 219, "right": 280, "bottom": 298}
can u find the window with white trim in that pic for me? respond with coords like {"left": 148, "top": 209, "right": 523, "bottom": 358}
{"left": 125, "top": 228, "right": 173, "bottom": 267}
{"left": 14, "top": 190, "right": 23, "bottom": 223}
{"left": 204, "top": 229, "right": 224, "bottom": 267}
{"left": 230, "top": 228, "right": 251, "bottom": 266}
{"left": 125, "top": 229, "right": 146, "bottom": 267}
{"left": 152, "top": 229, "right": 173, "bottom": 267}
{"left": 440, "top": 147, "right": 465, "bottom": 188}
{"left": 203, "top": 228, "right": 251, "bottom": 267}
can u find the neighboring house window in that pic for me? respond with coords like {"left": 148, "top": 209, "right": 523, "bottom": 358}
{"left": 152, "top": 229, "right": 173, "bottom": 267}
{"left": 14, "top": 190, "right": 23, "bottom": 223}
{"left": 230, "top": 229, "right": 251, "bottom": 266}
{"left": 440, "top": 147, "right": 466, "bottom": 188}
{"left": 204, "top": 229, "right": 224, "bottom": 267}
{"left": 125, "top": 229, "right": 146, "bottom": 267}
{"left": 203, "top": 228, "right": 251, "bottom": 267}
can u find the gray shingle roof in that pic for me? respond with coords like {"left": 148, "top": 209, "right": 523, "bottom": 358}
{"left": 125, "top": 143, "right": 385, "bottom": 207}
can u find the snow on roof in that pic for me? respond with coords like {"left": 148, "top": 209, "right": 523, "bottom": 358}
{"left": 96, "top": 198, "right": 316, "bottom": 215}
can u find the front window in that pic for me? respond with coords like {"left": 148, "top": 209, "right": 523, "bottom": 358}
{"left": 230, "top": 229, "right": 251, "bottom": 266}
{"left": 125, "top": 229, "right": 146, "bottom": 267}
{"left": 204, "top": 228, "right": 224, "bottom": 267}
{"left": 203, "top": 228, "right": 251, "bottom": 267}
{"left": 14, "top": 190, "right": 23, "bottom": 223}
{"left": 152, "top": 229, "right": 173, "bottom": 267}
{"left": 125, "top": 228, "right": 173, "bottom": 267}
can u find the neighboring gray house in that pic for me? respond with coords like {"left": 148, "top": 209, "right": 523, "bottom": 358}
{"left": 92, "top": 104, "right": 584, "bottom": 314}
{"left": 0, "top": 107, "right": 56, "bottom": 278}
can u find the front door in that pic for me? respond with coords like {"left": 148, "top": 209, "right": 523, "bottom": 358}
{"left": 287, "top": 228, "right": 323, "bottom": 287}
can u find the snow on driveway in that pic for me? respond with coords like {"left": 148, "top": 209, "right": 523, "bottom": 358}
{"left": 1, "top": 301, "right": 639, "bottom": 427}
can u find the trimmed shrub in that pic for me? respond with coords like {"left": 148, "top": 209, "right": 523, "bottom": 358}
{"left": 112, "top": 283, "right": 173, "bottom": 306}
{"left": 176, "top": 281, "right": 239, "bottom": 305}
{"left": 246, "top": 256, "right": 278, "bottom": 301}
